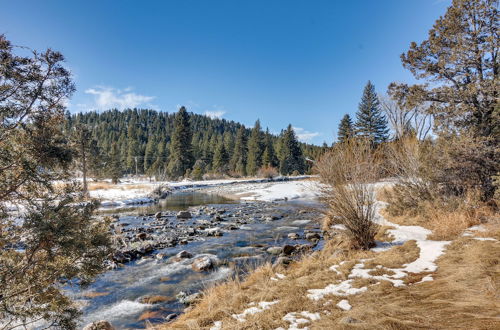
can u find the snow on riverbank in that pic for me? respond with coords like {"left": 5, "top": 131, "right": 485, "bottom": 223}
{"left": 89, "top": 176, "right": 319, "bottom": 208}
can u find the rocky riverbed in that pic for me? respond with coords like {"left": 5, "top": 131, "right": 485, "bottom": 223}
{"left": 74, "top": 193, "right": 324, "bottom": 329}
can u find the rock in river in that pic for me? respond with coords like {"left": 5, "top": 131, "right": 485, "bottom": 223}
{"left": 266, "top": 246, "right": 283, "bottom": 255}
{"left": 177, "top": 211, "right": 192, "bottom": 219}
{"left": 176, "top": 250, "right": 193, "bottom": 259}
{"left": 192, "top": 256, "right": 214, "bottom": 272}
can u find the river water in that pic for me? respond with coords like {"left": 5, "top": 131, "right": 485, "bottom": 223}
{"left": 71, "top": 192, "right": 322, "bottom": 329}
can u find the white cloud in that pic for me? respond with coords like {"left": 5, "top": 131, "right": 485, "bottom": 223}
{"left": 204, "top": 110, "right": 225, "bottom": 119}
{"left": 293, "top": 127, "right": 320, "bottom": 142}
{"left": 85, "top": 86, "right": 155, "bottom": 111}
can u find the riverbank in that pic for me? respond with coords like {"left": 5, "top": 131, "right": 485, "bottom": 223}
{"left": 88, "top": 176, "right": 319, "bottom": 208}
{"left": 162, "top": 186, "right": 500, "bottom": 330}
{"left": 76, "top": 179, "right": 325, "bottom": 328}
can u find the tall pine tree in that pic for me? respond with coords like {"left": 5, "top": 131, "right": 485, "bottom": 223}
{"left": 167, "top": 106, "right": 194, "bottom": 178}
{"left": 231, "top": 126, "right": 248, "bottom": 176}
{"left": 354, "top": 81, "right": 389, "bottom": 145}
{"left": 262, "top": 128, "right": 278, "bottom": 167}
{"left": 279, "top": 125, "right": 306, "bottom": 175}
{"left": 246, "top": 120, "right": 264, "bottom": 175}
{"left": 107, "top": 142, "right": 123, "bottom": 184}
{"left": 337, "top": 114, "right": 354, "bottom": 143}
{"left": 213, "top": 138, "right": 230, "bottom": 173}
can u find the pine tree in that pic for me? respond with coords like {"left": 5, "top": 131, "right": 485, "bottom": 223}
{"left": 279, "top": 125, "right": 306, "bottom": 175}
{"left": 231, "top": 126, "right": 248, "bottom": 176}
{"left": 70, "top": 123, "right": 93, "bottom": 194}
{"left": 107, "top": 142, "right": 123, "bottom": 184}
{"left": 143, "top": 137, "right": 156, "bottom": 173}
{"left": 246, "top": 120, "right": 264, "bottom": 175}
{"left": 337, "top": 114, "right": 354, "bottom": 143}
{"left": 150, "top": 140, "right": 168, "bottom": 179}
{"left": 354, "top": 81, "right": 389, "bottom": 145}
{"left": 262, "top": 128, "right": 278, "bottom": 167}
{"left": 167, "top": 106, "right": 194, "bottom": 178}
{"left": 213, "top": 138, "right": 230, "bottom": 173}
{"left": 0, "top": 35, "right": 112, "bottom": 325}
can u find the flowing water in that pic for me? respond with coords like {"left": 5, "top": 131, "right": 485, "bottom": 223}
{"left": 72, "top": 192, "right": 322, "bottom": 329}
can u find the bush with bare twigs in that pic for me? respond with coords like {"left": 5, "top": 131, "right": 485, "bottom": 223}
{"left": 258, "top": 165, "right": 279, "bottom": 179}
{"left": 315, "top": 139, "right": 381, "bottom": 249}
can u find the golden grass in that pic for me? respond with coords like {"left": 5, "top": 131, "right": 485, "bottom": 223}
{"left": 155, "top": 225, "right": 499, "bottom": 330}
{"left": 88, "top": 181, "right": 151, "bottom": 190}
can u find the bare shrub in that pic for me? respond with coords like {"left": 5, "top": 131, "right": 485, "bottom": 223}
{"left": 258, "top": 165, "right": 279, "bottom": 179}
{"left": 315, "top": 139, "right": 381, "bottom": 250}
{"left": 383, "top": 137, "right": 437, "bottom": 216}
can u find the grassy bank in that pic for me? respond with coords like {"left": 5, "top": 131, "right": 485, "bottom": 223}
{"left": 157, "top": 188, "right": 499, "bottom": 329}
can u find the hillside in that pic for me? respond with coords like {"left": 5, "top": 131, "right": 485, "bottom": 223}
{"left": 66, "top": 109, "right": 326, "bottom": 179}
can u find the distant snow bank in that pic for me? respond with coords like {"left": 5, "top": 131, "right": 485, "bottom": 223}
{"left": 88, "top": 176, "right": 318, "bottom": 208}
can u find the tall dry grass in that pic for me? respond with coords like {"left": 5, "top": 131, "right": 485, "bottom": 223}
{"left": 315, "top": 139, "right": 381, "bottom": 249}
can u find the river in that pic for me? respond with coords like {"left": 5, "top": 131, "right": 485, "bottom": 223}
{"left": 70, "top": 192, "right": 323, "bottom": 329}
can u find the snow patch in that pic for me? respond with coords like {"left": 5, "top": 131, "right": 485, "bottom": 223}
{"left": 336, "top": 299, "right": 352, "bottom": 311}
{"left": 232, "top": 300, "right": 280, "bottom": 322}
{"left": 307, "top": 280, "right": 368, "bottom": 300}
{"left": 210, "top": 321, "right": 222, "bottom": 330}
{"left": 281, "top": 311, "right": 321, "bottom": 330}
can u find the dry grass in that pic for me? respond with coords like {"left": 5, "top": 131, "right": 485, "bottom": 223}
{"left": 379, "top": 200, "right": 496, "bottom": 241}
{"left": 156, "top": 226, "right": 499, "bottom": 330}
{"left": 87, "top": 182, "right": 150, "bottom": 191}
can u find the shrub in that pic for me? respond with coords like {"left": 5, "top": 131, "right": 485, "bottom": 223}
{"left": 315, "top": 138, "right": 381, "bottom": 250}
{"left": 257, "top": 166, "right": 279, "bottom": 179}
{"left": 383, "top": 137, "right": 437, "bottom": 216}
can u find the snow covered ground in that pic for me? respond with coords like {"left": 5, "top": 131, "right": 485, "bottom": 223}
{"left": 88, "top": 176, "right": 320, "bottom": 208}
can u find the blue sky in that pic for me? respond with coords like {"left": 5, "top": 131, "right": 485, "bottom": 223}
{"left": 1, "top": 0, "right": 450, "bottom": 144}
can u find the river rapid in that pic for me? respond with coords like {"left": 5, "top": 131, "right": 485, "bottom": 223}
{"left": 71, "top": 192, "right": 323, "bottom": 329}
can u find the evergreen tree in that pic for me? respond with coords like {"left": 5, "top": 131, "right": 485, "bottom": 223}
{"left": 354, "top": 81, "right": 389, "bottom": 145}
{"left": 337, "top": 114, "right": 354, "bottom": 143}
{"left": 213, "top": 138, "right": 230, "bottom": 173}
{"left": 279, "top": 125, "right": 306, "bottom": 175}
{"left": 150, "top": 140, "right": 168, "bottom": 179}
{"left": 0, "top": 35, "right": 111, "bottom": 325}
{"left": 143, "top": 137, "right": 156, "bottom": 173}
{"left": 107, "top": 142, "right": 123, "bottom": 184}
{"left": 246, "top": 120, "right": 264, "bottom": 175}
{"left": 231, "top": 126, "right": 248, "bottom": 175}
{"left": 88, "top": 138, "right": 105, "bottom": 181}
{"left": 262, "top": 128, "right": 278, "bottom": 167}
{"left": 167, "top": 106, "right": 194, "bottom": 178}
{"left": 70, "top": 123, "right": 93, "bottom": 194}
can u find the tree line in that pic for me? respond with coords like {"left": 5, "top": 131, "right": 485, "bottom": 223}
{"left": 66, "top": 108, "right": 326, "bottom": 183}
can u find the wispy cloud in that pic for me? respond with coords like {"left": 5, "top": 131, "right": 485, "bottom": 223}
{"left": 293, "top": 127, "right": 320, "bottom": 142}
{"left": 204, "top": 110, "right": 226, "bottom": 119}
{"left": 85, "top": 86, "right": 155, "bottom": 111}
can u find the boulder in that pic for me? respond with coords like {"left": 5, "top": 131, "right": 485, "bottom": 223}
{"left": 176, "top": 250, "right": 193, "bottom": 259}
{"left": 305, "top": 232, "right": 321, "bottom": 241}
{"left": 266, "top": 246, "right": 283, "bottom": 255}
{"left": 176, "top": 291, "right": 201, "bottom": 305}
{"left": 136, "top": 232, "right": 148, "bottom": 240}
{"left": 287, "top": 233, "right": 300, "bottom": 240}
{"left": 155, "top": 253, "right": 168, "bottom": 260}
{"left": 282, "top": 244, "right": 295, "bottom": 255}
{"left": 192, "top": 256, "right": 213, "bottom": 272}
{"left": 177, "top": 211, "right": 192, "bottom": 219}
{"left": 154, "top": 212, "right": 162, "bottom": 219}
{"left": 82, "top": 321, "right": 115, "bottom": 330}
